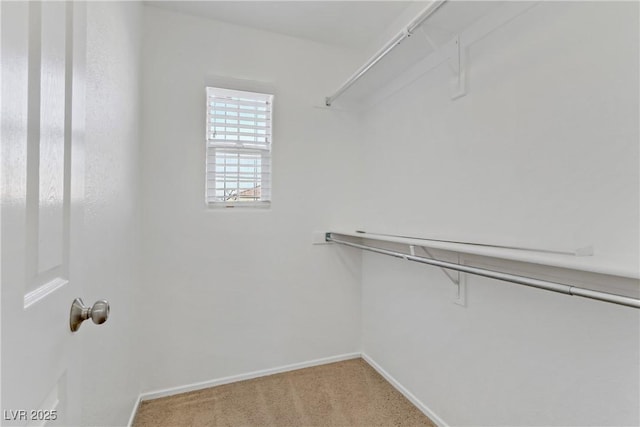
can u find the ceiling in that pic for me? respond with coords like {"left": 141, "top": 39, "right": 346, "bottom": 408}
{"left": 145, "top": 1, "right": 416, "bottom": 50}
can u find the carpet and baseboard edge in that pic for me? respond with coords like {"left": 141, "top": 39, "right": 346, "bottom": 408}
{"left": 128, "top": 352, "right": 447, "bottom": 427}
{"left": 126, "top": 395, "right": 142, "bottom": 427}
{"left": 361, "top": 353, "right": 448, "bottom": 427}
{"left": 137, "top": 352, "right": 361, "bottom": 402}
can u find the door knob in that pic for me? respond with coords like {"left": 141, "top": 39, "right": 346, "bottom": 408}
{"left": 70, "top": 298, "right": 110, "bottom": 332}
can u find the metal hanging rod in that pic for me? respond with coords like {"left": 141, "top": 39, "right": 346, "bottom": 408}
{"left": 326, "top": 234, "right": 640, "bottom": 310}
{"left": 325, "top": 0, "right": 447, "bottom": 106}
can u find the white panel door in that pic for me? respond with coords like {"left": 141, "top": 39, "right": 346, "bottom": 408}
{"left": 2, "top": 2, "right": 87, "bottom": 426}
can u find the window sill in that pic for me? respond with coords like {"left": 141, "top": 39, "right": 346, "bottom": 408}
{"left": 206, "top": 201, "right": 271, "bottom": 210}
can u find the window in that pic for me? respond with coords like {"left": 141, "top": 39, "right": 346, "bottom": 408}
{"left": 206, "top": 87, "right": 273, "bottom": 207}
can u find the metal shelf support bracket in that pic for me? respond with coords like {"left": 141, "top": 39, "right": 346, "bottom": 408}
{"left": 420, "top": 29, "right": 467, "bottom": 99}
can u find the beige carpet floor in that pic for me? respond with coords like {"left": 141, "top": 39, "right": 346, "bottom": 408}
{"left": 133, "top": 358, "right": 435, "bottom": 427}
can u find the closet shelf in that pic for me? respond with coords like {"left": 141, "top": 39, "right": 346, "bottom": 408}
{"left": 325, "top": 1, "right": 537, "bottom": 107}
{"left": 328, "top": 230, "right": 639, "bottom": 280}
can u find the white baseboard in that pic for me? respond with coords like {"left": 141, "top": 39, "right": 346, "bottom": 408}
{"left": 361, "top": 353, "right": 449, "bottom": 427}
{"left": 126, "top": 395, "right": 142, "bottom": 427}
{"left": 128, "top": 352, "right": 447, "bottom": 427}
{"left": 137, "top": 352, "right": 361, "bottom": 402}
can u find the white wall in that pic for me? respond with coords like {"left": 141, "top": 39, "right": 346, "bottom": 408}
{"left": 360, "top": 2, "right": 639, "bottom": 260}
{"left": 82, "top": 2, "right": 142, "bottom": 425}
{"left": 359, "top": 2, "right": 639, "bottom": 426}
{"left": 139, "top": 6, "right": 363, "bottom": 393}
{"left": 362, "top": 253, "right": 640, "bottom": 426}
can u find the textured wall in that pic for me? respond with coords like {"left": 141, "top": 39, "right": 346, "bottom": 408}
{"left": 139, "top": 6, "right": 363, "bottom": 393}
{"left": 83, "top": 2, "right": 142, "bottom": 425}
{"left": 358, "top": 2, "right": 640, "bottom": 425}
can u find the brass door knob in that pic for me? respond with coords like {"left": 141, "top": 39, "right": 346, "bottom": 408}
{"left": 70, "top": 298, "right": 110, "bottom": 332}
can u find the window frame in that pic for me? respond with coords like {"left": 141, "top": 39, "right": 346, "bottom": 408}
{"left": 205, "top": 86, "right": 273, "bottom": 209}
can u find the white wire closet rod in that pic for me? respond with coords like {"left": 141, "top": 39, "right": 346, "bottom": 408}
{"left": 326, "top": 234, "right": 640, "bottom": 310}
{"left": 325, "top": 0, "right": 447, "bottom": 106}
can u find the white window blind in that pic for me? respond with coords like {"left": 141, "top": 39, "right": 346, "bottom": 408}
{"left": 206, "top": 87, "right": 273, "bottom": 206}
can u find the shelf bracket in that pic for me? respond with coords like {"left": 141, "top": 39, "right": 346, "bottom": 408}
{"left": 418, "top": 246, "right": 460, "bottom": 286}
{"left": 419, "top": 28, "right": 467, "bottom": 99}
{"left": 417, "top": 246, "right": 466, "bottom": 306}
